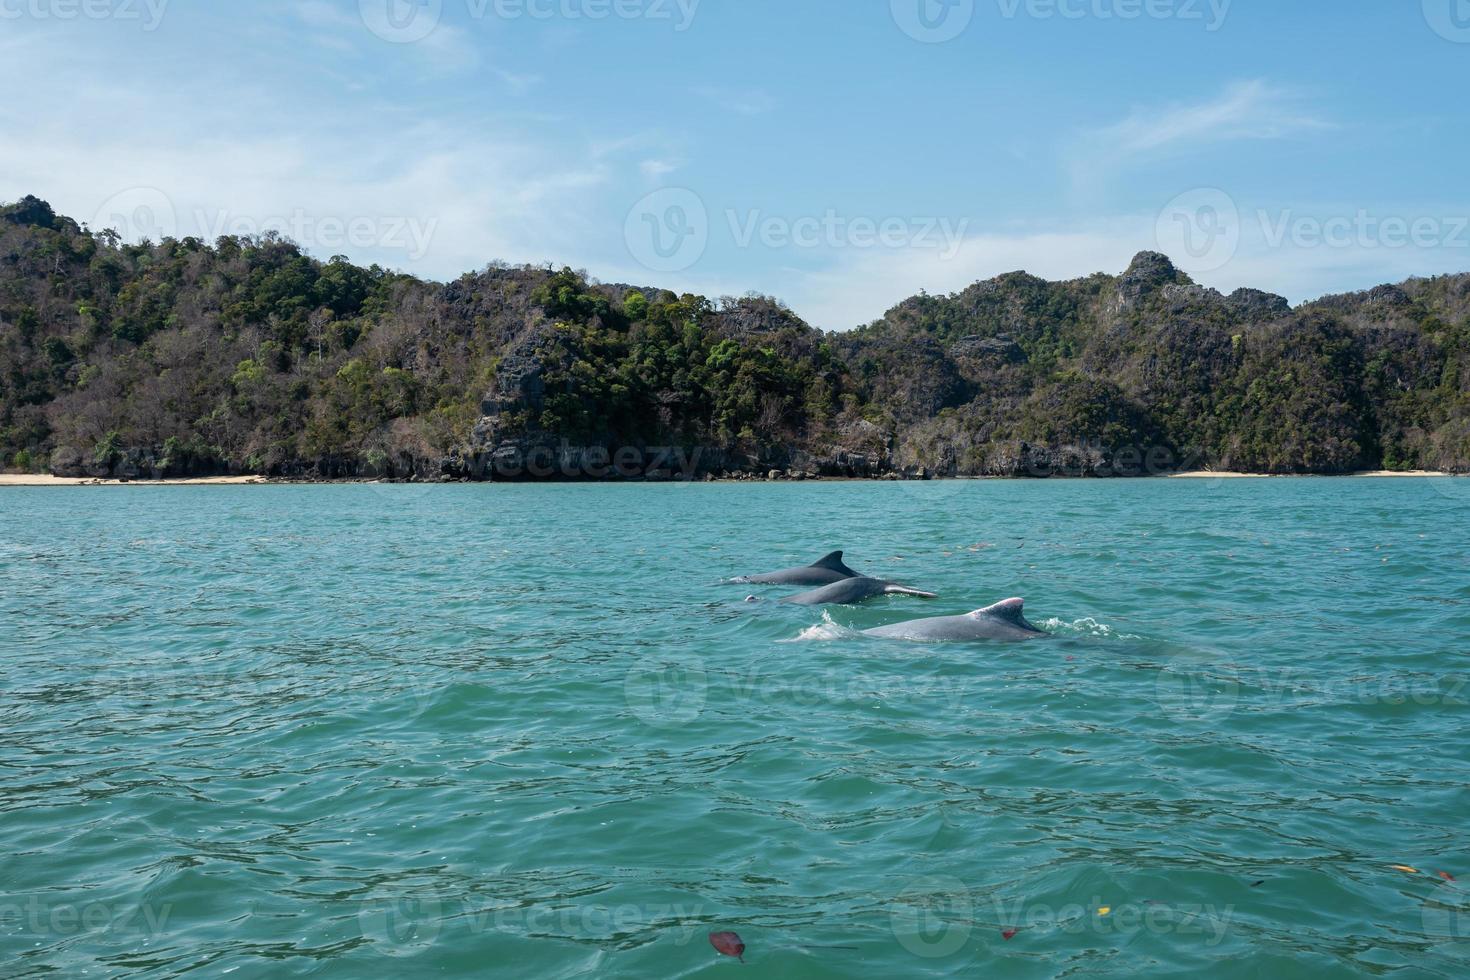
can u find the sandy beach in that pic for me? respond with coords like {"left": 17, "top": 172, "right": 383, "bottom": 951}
{"left": 0, "top": 474, "right": 272, "bottom": 487}
{"left": 1169, "top": 470, "right": 1453, "bottom": 479}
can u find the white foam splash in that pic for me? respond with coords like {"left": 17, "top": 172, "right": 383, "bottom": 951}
{"left": 1039, "top": 616, "right": 1142, "bottom": 640}
{"left": 786, "top": 610, "right": 866, "bottom": 643}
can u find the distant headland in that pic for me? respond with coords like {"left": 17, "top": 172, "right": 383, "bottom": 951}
{"left": 3, "top": 195, "right": 1468, "bottom": 483}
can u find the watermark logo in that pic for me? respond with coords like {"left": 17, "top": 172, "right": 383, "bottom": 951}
{"left": 890, "top": 876, "right": 974, "bottom": 958}
{"left": 625, "top": 188, "right": 709, "bottom": 273}
{"left": 1156, "top": 188, "right": 1240, "bottom": 274}
{"left": 624, "top": 657, "right": 708, "bottom": 726}
{"left": 360, "top": 0, "right": 443, "bottom": 42}
{"left": 891, "top": 0, "right": 975, "bottom": 42}
{"left": 358, "top": 891, "right": 446, "bottom": 957}
{"left": 1426, "top": 474, "right": 1470, "bottom": 507}
{"left": 1422, "top": 894, "right": 1470, "bottom": 941}
{"left": 1423, "top": 0, "right": 1470, "bottom": 42}
{"left": 0, "top": 0, "right": 170, "bottom": 30}
{"left": 92, "top": 187, "right": 178, "bottom": 244}
{"left": 1153, "top": 654, "right": 1241, "bottom": 724}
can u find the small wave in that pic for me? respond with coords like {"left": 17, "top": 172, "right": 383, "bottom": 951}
{"left": 785, "top": 610, "right": 866, "bottom": 642}
{"left": 1039, "top": 616, "right": 1142, "bottom": 640}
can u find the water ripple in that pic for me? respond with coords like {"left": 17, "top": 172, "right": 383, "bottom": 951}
{"left": 1, "top": 480, "right": 1467, "bottom": 977}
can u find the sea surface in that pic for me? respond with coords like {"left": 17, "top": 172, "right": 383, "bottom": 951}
{"left": 3, "top": 478, "right": 1470, "bottom": 978}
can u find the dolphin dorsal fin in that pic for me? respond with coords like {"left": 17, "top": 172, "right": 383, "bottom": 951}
{"left": 976, "top": 598, "right": 1026, "bottom": 621}
{"left": 810, "top": 551, "right": 849, "bottom": 571}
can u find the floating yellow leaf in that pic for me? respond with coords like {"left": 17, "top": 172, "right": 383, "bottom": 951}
{"left": 1097, "top": 906, "right": 1112, "bottom": 916}
{"left": 1389, "top": 865, "right": 1419, "bottom": 874}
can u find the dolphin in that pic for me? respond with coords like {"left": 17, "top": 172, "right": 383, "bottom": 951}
{"left": 782, "top": 577, "right": 938, "bottom": 606}
{"left": 735, "top": 551, "right": 862, "bottom": 586}
{"left": 863, "top": 598, "right": 1047, "bottom": 642}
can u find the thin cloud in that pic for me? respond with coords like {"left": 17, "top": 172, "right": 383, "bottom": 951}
{"left": 693, "top": 86, "right": 776, "bottom": 117}
{"left": 494, "top": 69, "right": 544, "bottom": 94}
{"left": 0, "top": 34, "right": 608, "bottom": 280}
{"left": 295, "top": 0, "right": 480, "bottom": 72}
{"left": 639, "top": 158, "right": 681, "bottom": 180}
{"left": 1072, "top": 80, "right": 1332, "bottom": 193}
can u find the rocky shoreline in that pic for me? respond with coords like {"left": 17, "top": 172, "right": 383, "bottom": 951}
{"left": 1, "top": 469, "right": 1456, "bottom": 487}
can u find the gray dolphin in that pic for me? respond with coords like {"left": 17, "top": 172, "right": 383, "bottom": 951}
{"left": 863, "top": 598, "right": 1047, "bottom": 642}
{"left": 735, "top": 551, "right": 862, "bottom": 586}
{"left": 783, "top": 577, "right": 938, "bottom": 606}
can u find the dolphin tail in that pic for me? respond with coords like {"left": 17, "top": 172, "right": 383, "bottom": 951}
{"left": 884, "top": 585, "right": 938, "bottom": 599}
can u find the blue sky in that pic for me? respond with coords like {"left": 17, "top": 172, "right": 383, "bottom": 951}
{"left": 3, "top": 0, "right": 1468, "bottom": 328}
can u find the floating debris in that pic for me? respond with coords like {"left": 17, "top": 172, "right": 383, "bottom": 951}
{"left": 1389, "top": 865, "right": 1420, "bottom": 874}
{"left": 1001, "top": 929, "right": 1018, "bottom": 941}
{"left": 1439, "top": 871, "right": 1457, "bottom": 883}
{"left": 710, "top": 932, "right": 746, "bottom": 963}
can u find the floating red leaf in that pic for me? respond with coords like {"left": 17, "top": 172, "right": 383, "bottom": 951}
{"left": 709, "top": 931, "right": 745, "bottom": 962}
{"left": 1001, "top": 929, "right": 1018, "bottom": 940}
{"left": 1439, "top": 871, "right": 1457, "bottom": 882}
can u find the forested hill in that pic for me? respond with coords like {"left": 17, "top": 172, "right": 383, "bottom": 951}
{"left": 3, "top": 194, "right": 1469, "bottom": 481}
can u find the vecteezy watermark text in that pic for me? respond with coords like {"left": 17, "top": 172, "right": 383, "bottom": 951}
{"left": 88, "top": 187, "right": 439, "bottom": 262}
{"left": 624, "top": 187, "right": 970, "bottom": 273}
{"left": 1156, "top": 661, "right": 1470, "bottom": 724}
{"left": 1158, "top": 188, "right": 1470, "bottom": 275}
{"left": 0, "top": 0, "right": 169, "bottom": 29}
{"left": 465, "top": 443, "right": 703, "bottom": 481}
{"left": 887, "top": 876, "right": 1235, "bottom": 958}
{"left": 192, "top": 209, "right": 438, "bottom": 262}
{"left": 890, "top": 0, "right": 1229, "bottom": 43}
{"left": 994, "top": 0, "right": 1230, "bottom": 30}
{"left": 727, "top": 210, "right": 969, "bottom": 259}
{"left": 357, "top": 893, "right": 705, "bottom": 957}
{"left": 359, "top": 0, "right": 699, "bottom": 43}
{"left": 0, "top": 897, "right": 174, "bottom": 936}
{"left": 625, "top": 661, "right": 971, "bottom": 727}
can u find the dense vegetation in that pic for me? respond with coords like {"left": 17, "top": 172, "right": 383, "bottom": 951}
{"left": 3, "top": 195, "right": 1468, "bottom": 480}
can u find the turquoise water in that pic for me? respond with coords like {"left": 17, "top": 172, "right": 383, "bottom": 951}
{"left": 3, "top": 478, "right": 1470, "bottom": 978}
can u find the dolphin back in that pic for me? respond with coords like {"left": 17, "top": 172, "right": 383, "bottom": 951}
{"left": 739, "top": 550, "right": 863, "bottom": 586}
{"left": 883, "top": 584, "right": 939, "bottom": 599}
{"left": 783, "top": 576, "right": 936, "bottom": 606}
{"left": 865, "top": 597, "right": 1046, "bottom": 642}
